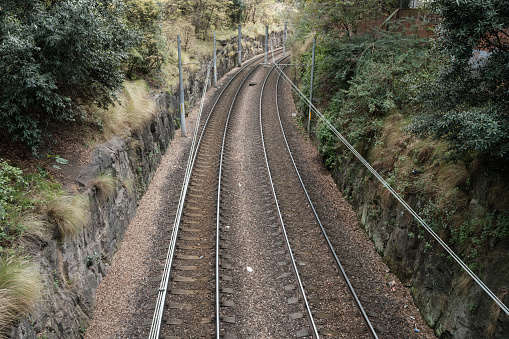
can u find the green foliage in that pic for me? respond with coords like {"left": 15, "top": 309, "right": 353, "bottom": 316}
{"left": 125, "top": 0, "right": 166, "bottom": 77}
{"left": 452, "top": 212, "right": 509, "bottom": 247}
{"left": 409, "top": 106, "right": 509, "bottom": 160}
{"left": 316, "top": 119, "right": 339, "bottom": 169}
{"left": 0, "top": 160, "right": 26, "bottom": 222}
{"left": 0, "top": 0, "right": 137, "bottom": 154}
{"left": 299, "top": 0, "right": 398, "bottom": 35}
{"left": 420, "top": 196, "right": 458, "bottom": 234}
{"left": 408, "top": 0, "right": 509, "bottom": 162}
{"left": 227, "top": 0, "right": 246, "bottom": 26}
{"left": 297, "top": 21, "right": 431, "bottom": 166}
{"left": 0, "top": 161, "right": 27, "bottom": 249}
{"left": 0, "top": 159, "right": 66, "bottom": 250}
{"left": 161, "top": 0, "right": 230, "bottom": 39}
{"left": 0, "top": 157, "right": 89, "bottom": 244}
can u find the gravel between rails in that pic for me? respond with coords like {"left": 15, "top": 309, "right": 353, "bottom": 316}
{"left": 262, "top": 63, "right": 370, "bottom": 337}
{"left": 219, "top": 58, "right": 310, "bottom": 338}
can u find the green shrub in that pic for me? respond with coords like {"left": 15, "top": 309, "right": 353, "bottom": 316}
{"left": 408, "top": 0, "right": 509, "bottom": 162}
{"left": 408, "top": 106, "right": 509, "bottom": 161}
{"left": 125, "top": 0, "right": 166, "bottom": 77}
{"left": 0, "top": 0, "right": 137, "bottom": 154}
{"left": 0, "top": 160, "right": 26, "bottom": 221}
{"left": 0, "top": 159, "right": 69, "bottom": 250}
{"left": 0, "top": 160, "right": 27, "bottom": 250}
{"left": 297, "top": 21, "right": 430, "bottom": 166}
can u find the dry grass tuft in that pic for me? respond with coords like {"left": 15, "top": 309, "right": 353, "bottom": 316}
{"left": 47, "top": 194, "right": 90, "bottom": 238}
{"left": 437, "top": 163, "right": 469, "bottom": 191}
{"left": 382, "top": 114, "right": 407, "bottom": 151}
{"left": 122, "top": 179, "right": 135, "bottom": 197}
{"left": 90, "top": 80, "right": 157, "bottom": 138}
{"left": 129, "top": 139, "right": 142, "bottom": 151}
{"left": 93, "top": 172, "right": 117, "bottom": 199}
{"left": 486, "top": 287, "right": 508, "bottom": 337}
{"left": 415, "top": 143, "right": 435, "bottom": 164}
{"left": 456, "top": 274, "right": 473, "bottom": 297}
{"left": 378, "top": 182, "right": 396, "bottom": 209}
{"left": 487, "top": 178, "right": 509, "bottom": 211}
{"left": 19, "top": 215, "right": 52, "bottom": 241}
{"left": 0, "top": 255, "right": 41, "bottom": 338}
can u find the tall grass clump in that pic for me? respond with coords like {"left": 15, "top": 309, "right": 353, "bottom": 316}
{"left": 90, "top": 80, "right": 157, "bottom": 139}
{"left": 0, "top": 255, "right": 41, "bottom": 338}
{"left": 47, "top": 194, "right": 90, "bottom": 238}
{"left": 0, "top": 160, "right": 66, "bottom": 249}
{"left": 93, "top": 172, "right": 117, "bottom": 199}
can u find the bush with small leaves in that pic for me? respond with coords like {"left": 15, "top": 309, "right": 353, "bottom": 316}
{"left": 0, "top": 0, "right": 138, "bottom": 154}
{"left": 409, "top": 0, "right": 509, "bottom": 162}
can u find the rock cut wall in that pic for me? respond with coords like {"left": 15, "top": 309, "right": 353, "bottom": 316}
{"left": 327, "top": 153, "right": 509, "bottom": 338}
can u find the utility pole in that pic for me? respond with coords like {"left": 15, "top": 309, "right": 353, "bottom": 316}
{"left": 283, "top": 20, "right": 287, "bottom": 55}
{"left": 265, "top": 25, "right": 268, "bottom": 64}
{"left": 307, "top": 37, "right": 316, "bottom": 136}
{"left": 238, "top": 25, "right": 242, "bottom": 67}
{"left": 177, "top": 35, "right": 186, "bottom": 137}
{"left": 213, "top": 31, "right": 217, "bottom": 87}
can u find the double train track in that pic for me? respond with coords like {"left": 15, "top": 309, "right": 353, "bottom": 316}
{"left": 147, "top": 51, "right": 379, "bottom": 338}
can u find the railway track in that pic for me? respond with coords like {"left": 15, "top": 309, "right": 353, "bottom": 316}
{"left": 147, "top": 51, "right": 386, "bottom": 338}
{"left": 258, "top": 60, "right": 379, "bottom": 338}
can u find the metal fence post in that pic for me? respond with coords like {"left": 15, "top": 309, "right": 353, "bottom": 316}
{"left": 238, "top": 25, "right": 242, "bottom": 67}
{"left": 178, "top": 35, "right": 186, "bottom": 137}
{"left": 307, "top": 37, "right": 316, "bottom": 135}
{"left": 214, "top": 31, "right": 217, "bottom": 87}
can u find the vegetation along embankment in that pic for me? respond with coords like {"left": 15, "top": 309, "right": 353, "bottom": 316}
{"left": 0, "top": 0, "right": 291, "bottom": 337}
{"left": 292, "top": 0, "right": 509, "bottom": 338}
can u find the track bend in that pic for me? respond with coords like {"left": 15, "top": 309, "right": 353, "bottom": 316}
{"left": 150, "top": 50, "right": 315, "bottom": 339}
{"left": 149, "top": 53, "right": 269, "bottom": 339}
{"left": 258, "top": 61, "right": 378, "bottom": 338}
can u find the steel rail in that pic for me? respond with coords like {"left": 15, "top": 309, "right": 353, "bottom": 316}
{"left": 149, "top": 51, "right": 275, "bottom": 339}
{"left": 274, "top": 63, "right": 379, "bottom": 338}
{"left": 148, "top": 63, "right": 211, "bottom": 339}
{"left": 259, "top": 58, "right": 320, "bottom": 338}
